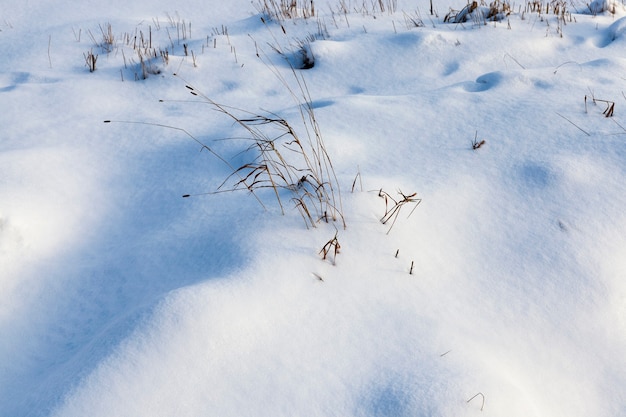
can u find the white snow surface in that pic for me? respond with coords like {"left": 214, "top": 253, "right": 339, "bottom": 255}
{"left": 1, "top": 0, "right": 626, "bottom": 416}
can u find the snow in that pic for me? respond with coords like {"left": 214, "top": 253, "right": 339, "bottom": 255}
{"left": 1, "top": 0, "right": 626, "bottom": 416}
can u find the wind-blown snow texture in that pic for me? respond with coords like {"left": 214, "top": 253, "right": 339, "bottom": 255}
{"left": 1, "top": 0, "right": 625, "bottom": 416}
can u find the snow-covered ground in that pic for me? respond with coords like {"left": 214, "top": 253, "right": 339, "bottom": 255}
{"left": 1, "top": 0, "right": 625, "bottom": 416}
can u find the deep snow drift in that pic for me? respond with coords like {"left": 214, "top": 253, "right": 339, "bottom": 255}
{"left": 1, "top": 0, "right": 625, "bottom": 416}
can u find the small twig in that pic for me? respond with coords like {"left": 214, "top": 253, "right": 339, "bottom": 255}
{"left": 351, "top": 167, "right": 363, "bottom": 192}
{"left": 472, "top": 139, "right": 486, "bottom": 149}
{"left": 48, "top": 35, "right": 53, "bottom": 68}
{"left": 467, "top": 392, "right": 485, "bottom": 411}
{"left": 84, "top": 50, "right": 98, "bottom": 72}
{"left": 319, "top": 231, "right": 341, "bottom": 265}
{"left": 472, "top": 131, "right": 486, "bottom": 150}
{"left": 555, "top": 112, "right": 590, "bottom": 136}
{"left": 503, "top": 52, "right": 525, "bottom": 69}
{"left": 553, "top": 60, "right": 581, "bottom": 74}
{"left": 611, "top": 118, "right": 626, "bottom": 132}
{"left": 596, "top": 99, "right": 615, "bottom": 117}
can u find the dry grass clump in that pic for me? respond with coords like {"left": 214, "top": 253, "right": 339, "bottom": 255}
{"left": 402, "top": 10, "right": 425, "bottom": 28}
{"left": 581, "top": 0, "right": 623, "bottom": 14}
{"left": 82, "top": 16, "right": 196, "bottom": 79}
{"left": 330, "top": 0, "right": 398, "bottom": 15}
{"left": 444, "top": 0, "right": 511, "bottom": 23}
{"left": 584, "top": 94, "right": 615, "bottom": 117}
{"left": 181, "top": 69, "right": 345, "bottom": 230}
{"left": 378, "top": 189, "right": 421, "bottom": 234}
{"left": 442, "top": 0, "right": 577, "bottom": 35}
{"left": 523, "top": 0, "right": 574, "bottom": 29}
{"left": 255, "top": 0, "right": 317, "bottom": 21}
